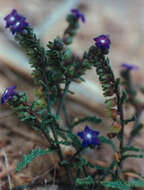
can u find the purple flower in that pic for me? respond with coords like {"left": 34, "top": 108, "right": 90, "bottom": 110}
{"left": 121, "top": 63, "right": 139, "bottom": 71}
{"left": 1, "top": 86, "right": 17, "bottom": 104}
{"left": 4, "top": 9, "right": 21, "bottom": 28}
{"left": 71, "top": 8, "right": 85, "bottom": 23}
{"left": 10, "top": 17, "right": 29, "bottom": 34}
{"left": 77, "top": 126, "right": 99, "bottom": 148}
{"left": 93, "top": 35, "right": 111, "bottom": 51}
{"left": 4, "top": 9, "right": 29, "bottom": 35}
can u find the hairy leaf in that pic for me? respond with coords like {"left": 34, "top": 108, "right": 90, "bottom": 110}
{"left": 123, "top": 145, "right": 140, "bottom": 152}
{"left": 99, "top": 136, "right": 116, "bottom": 151}
{"left": 67, "top": 132, "right": 81, "bottom": 149}
{"left": 130, "top": 123, "right": 143, "bottom": 138}
{"left": 101, "top": 181, "right": 130, "bottom": 190}
{"left": 124, "top": 115, "right": 136, "bottom": 125}
{"left": 72, "top": 116, "right": 102, "bottom": 128}
{"left": 16, "top": 147, "right": 56, "bottom": 171}
{"left": 75, "top": 176, "right": 94, "bottom": 186}
{"left": 122, "top": 154, "right": 144, "bottom": 161}
{"left": 128, "top": 179, "right": 144, "bottom": 187}
{"left": 120, "top": 90, "right": 128, "bottom": 104}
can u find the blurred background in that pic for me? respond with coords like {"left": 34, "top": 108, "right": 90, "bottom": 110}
{"left": 0, "top": 0, "right": 144, "bottom": 189}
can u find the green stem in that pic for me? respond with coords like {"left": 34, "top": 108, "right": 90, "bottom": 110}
{"left": 63, "top": 102, "right": 72, "bottom": 131}
{"left": 69, "top": 147, "right": 84, "bottom": 162}
{"left": 51, "top": 126, "right": 75, "bottom": 188}
{"left": 56, "top": 81, "right": 70, "bottom": 117}
{"left": 43, "top": 76, "right": 51, "bottom": 113}
{"left": 115, "top": 86, "right": 125, "bottom": 169}
{"left": 69, "top": 148, "right": 88, "bottom": 178}
{"left": 128, "top": 109, "right": 143, "bottom": 145}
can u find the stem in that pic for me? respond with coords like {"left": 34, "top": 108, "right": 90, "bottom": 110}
{"left": 128, "top": 109, "right": 143, "bottom": 145}
{"left": 115, "top": 87, "right": 125, "bottom": 169}
{"left": 44, "top": 76, "right": 51, "bottom": 113}
{"left": 69, "top": 148, "right": 88, "bottom": 177}
{"left": 69, "top": 148, "right": 84, "bottom": 162}
{"left": 56, "top": 81, "right": 70, "bottom": 117}
{"left": 51, "top": 126, "right": 75, "bottom": 188}
{"left": 41, "top": 80, "right": 74, "bottom": 187}
{"left": 23, "top": 102, "right": 54, "bottom": 148}
{"left": 63, "top": 102, "right": 72, "bottom": 131}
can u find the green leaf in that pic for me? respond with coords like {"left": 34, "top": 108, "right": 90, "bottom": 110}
{"left": 99, "top": 136, "right": 116, "bottom": 151}
{"left": 81, "top": 157, "right": 108, "bottom": 172}
{"left": 73, "top": 157, "right": 89, "bottom": 171}
{"left": 16, "top": 147, "right": 56, "bottom": 171}
{"left": 101, "top": 181, "right": 131, "bottom": 190}
{"left": 124, "top": 115, "right": 136, "bottom": 125}
{"left": 14, "top": 106, "right": 27, "bottom": 111}
{"left": 64, "top": 37, "right": 73, "bottom": 45}
{"left": 123, "top": 145, "right": 140, "bottom": 152}
{"left": 128, "top": 179, "right": 144, "bottom": 187}
{"left": 101, "top": 179, "right": 144, "bottom": 189}
{"left": 130, "top": 123, "right": 143, "bottom": 138}
{"left": 31, "top": 99, "right": 44, "bottom": 111}
{"left": 120, "top": 90, "right": 128, "bottom": 104}
{"left": 53, "top": 140, "right": 71, "bottom": 146}
{"left": 63, "top": 48, "right": 72, "bottom": 60}
{"left": 72, "top": 116, "right": 102, "bottom": 128}
{"left": 115, "top": 78, "right": 121, "bottom": 93}
{"left": 122, "top": 154, "right": 144, "bottom": 161}
{"left": 75, "top": 176, "right": 94, "bottom": 186}
{"left": 67, "top": 132, "right": 81, "bottom": 149}
{"left": 20, "top": 115, "right": 36, "bottom": 121}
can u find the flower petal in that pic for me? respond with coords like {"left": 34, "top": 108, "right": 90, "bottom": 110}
{"left": 82, "top": 140, "right": 89, "bottom": 147}
{"left": 84, "top": 125, "right": 91, "bottom": 133}
{"left": 77, "top": 132, "right": 84, "bottom": 139}
{"left": 92, "top": 130, "right": 100, "bottom": 136}
{"left": 92, "top": 138, "right": 99, "bottom": 145}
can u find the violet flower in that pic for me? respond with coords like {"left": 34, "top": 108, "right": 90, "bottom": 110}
{"left": 93, "top": 35, "right": 111, "bottom": 51}
{"left": 1, "top": 86, "right": 17, "bottom": 104}
{"left": 121, "top": 63, "right": 139, "bottom": 71}
{"left": 71, "top": 8, "right": 85, "bottom": 23}
{"left": 77, "top": 125, "right": 99, "bottom": 148}
{"left": 4, "top": 9, "right": 29, "bottom": 35}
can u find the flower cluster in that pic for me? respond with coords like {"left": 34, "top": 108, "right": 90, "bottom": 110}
{"left": 4, "top": 9, "right": 29, "bottom": 35}
{"left": 71, "top": 8, "right": 85, "bottom": 23}
{"left": 93, "top": 35, "right": 111, "bottom": 52}
{"left": 1, "top": 86, "right": 16, "bottom": 104}
{"left": 121, "top": 63, "right": 138, "bottom": 71}
{"left": 77, "top": 126, "right": 99, "bottom": 148}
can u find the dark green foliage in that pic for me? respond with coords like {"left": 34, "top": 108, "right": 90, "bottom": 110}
{"left": 72, "top": 116, "right": 102, "bottom": 128}
{"left": 75, "top": 176, "right": 94, "bottom": 186}
{"left": 67, "top": 132, "right": 82, "bottom": 149}
{"left": 99, "top": 136, "right": 116, "bottom": 151}
{"left": 120, "top": 90, "right": 128, "bottom": 104}
{"left": 16, "top": 147, "right": 56, "bottom": 171}
{"left": 130, "top": 123, "right": 143, "bottom": 138}
{"left": 120, "top": 69, "right": 137, "bottom": 101}
{"left": 101, "top": 179, "right": 144, "bottom": 190}
{"left": 123, "top": 145, "right": 141, "bottom": 152}
{"left": 122, "top": 154, "right": 144, "bottom": 161}
{"left": 124, "top": 114, "right": 136, "bottom": 125}
{"left": 101, "top": 180, "right": 131, "bottom": 190}
{"left": 85, "top": 46, "right": 116, "bottom": 97}
{"left": 63, "top": 14, "right": 80, "bottom": 45}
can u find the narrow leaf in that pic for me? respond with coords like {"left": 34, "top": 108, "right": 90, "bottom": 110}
{"left": 72, "top": 116, "right": 102, "bottom": 128}
{"left": 99, "top": 136, "right": 116, "bottom": 151}
{"left": 16, "top": 147, "right": 56, "bottom": 171}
